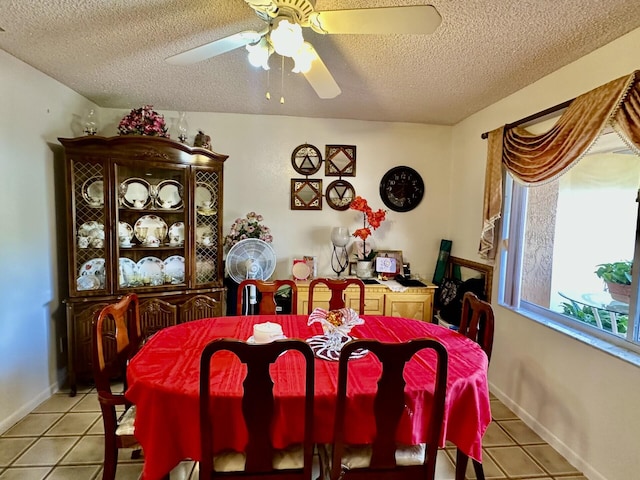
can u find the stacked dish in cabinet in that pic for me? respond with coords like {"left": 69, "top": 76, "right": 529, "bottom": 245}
{"left": 116, "top": 174, "right": 186, "bottom": 289}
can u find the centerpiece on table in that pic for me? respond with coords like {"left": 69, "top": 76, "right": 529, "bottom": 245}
{"left": 224, "top": 212, "right": 273, "bottom": 251}
{"left": 350, "top": 196, "right": 386, "bottom": 278}
{"left": 307, "top": 307, "right": 367, "bottom": 361}
{"left": 118, "top": 105, "right": 170, "bottom": 137}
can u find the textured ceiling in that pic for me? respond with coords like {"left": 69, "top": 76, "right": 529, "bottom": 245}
{"left": 1, "top": 0, "right": 639, "bottom": 125}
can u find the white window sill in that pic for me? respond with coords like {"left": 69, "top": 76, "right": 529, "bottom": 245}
{"left": 507, "top": 303, "right": 640, "bottom": 368}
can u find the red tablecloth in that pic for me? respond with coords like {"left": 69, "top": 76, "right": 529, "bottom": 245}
{"left": 126, "top": 315, "right": 491, "bottom": 480}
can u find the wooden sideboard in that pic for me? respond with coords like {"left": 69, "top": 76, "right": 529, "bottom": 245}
{"left": 294, "top": 280, "right": 437, "bottom": 322}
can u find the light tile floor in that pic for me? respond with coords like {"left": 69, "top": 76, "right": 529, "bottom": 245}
{"left": 0, "top": 388, "right": 587, "bottom": 480}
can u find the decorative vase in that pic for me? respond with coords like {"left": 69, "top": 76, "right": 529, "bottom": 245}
{"left": 177, "top": 111, "right": 188, "bottom": 143}
{"left": 606, "top": 281, "right": 631, "bottom": 303}
{"left": 356, "top": 260, "right": 373, "bottom": 279}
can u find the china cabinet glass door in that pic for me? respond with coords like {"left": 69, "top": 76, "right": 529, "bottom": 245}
{"left": 115, "top": 162, "right": 188, "bottom": 291}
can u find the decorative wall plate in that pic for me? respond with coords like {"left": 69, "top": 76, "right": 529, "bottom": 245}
{"left": 291, "top": 144, "right": 322, "bottom": 175}
{"left": 379, "top": 166, "right": 425, "bottom": 212}
{"left": 82, "top": 177, "right": 104, "bottom": 208}
{"left": 121, "top": 177, "right": 151, "bottom": 209}
{"left": 325, "top": 145, "right": 356, "bottom": 177}
{"left": 325, "top": 179, "right": 355, "bottom": 211}
{"left": 156, "top": 179, "right": 183, "bottom": 209}
{"left": 134, "top": 215, "right": 168, "bottom": 244}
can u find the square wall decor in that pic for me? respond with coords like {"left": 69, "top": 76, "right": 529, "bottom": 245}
{"left": 291, "top": 178, "right": 323, "bottom": 210}
{"left": 325, "top": 145, "right": 356, "bottom": 177}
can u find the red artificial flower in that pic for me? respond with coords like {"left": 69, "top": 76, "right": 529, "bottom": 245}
{"left": 352, "top": 228, "right": 371, "bottom": 241}
{"left": 349, "top": 196, "right": 369, "bottom": 212}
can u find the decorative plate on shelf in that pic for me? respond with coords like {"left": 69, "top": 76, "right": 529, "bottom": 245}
{"left": 164, "top": 255, "right": 185, "bottom": 283}
{"left": 168, "top": 222, "right": 185, "bottom": 245}
{"left": 305, "top": 334, "right": 368, "bottom": 361}
{"left": 118, "top": 257, "right": 138, "bottom": 287}
{"left": 136, "top": 256, "right": 164, "bottom": 278}
{"left": 78, "top": 258, "right": 105, "bottom": 288}
{"left": 196, "top": 224, "right": 213, "bottom": 245}
{"left": 195, "top": 182, "right": 216, "bottom": 215}
{"left": 82, "top": 176, "right": 104, "bottom": 208}
{"left": 134, "top": 215, "right": 168, "bottom": 244}
{"left": 77, "top": 274, "right": 100, "bottom": 291}
{"left": 118, "top": 221, "right": 134, "bottom": 241}
{"left": 156, "top": 179, "right": 183, "bottom": 210}
{"left": 78, "top": 221, "right": 104, "bottom": 239}
{"left": 121, "top": 177, "right": 151, "bottom": 209}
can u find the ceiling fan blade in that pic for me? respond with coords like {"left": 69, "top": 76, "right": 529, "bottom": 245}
{"left": 166, "top": 30, "right": 264, "bottom": 65}
{"left": 310, "top": 5, "right": 442, "bottom": 35}
{"left": 302, "top": 45, "right": 341, "bottom": 99}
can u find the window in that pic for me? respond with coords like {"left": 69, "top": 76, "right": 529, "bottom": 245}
{"left": 501, "top": 131, "right": 640, "bottom": 351}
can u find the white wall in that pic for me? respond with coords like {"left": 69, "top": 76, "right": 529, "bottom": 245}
{"left": 98, "top": 110, "right": 453, "bottom": 280}
{"left": 451, "top": 27, "right": 640, "bottom": 480}
{"left": 0, "top": 49, "right": 95, "bottom": 432}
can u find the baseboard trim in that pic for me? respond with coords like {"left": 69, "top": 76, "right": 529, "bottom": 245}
{"left": 0, "top": 381, "right": 60, "bottom": 435}
{"left": 488, "top": 382, "right": 605, "bottom": 480}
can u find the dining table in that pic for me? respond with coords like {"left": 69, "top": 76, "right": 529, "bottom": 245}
{"left": 125, "top": 314, "right": 491, "bottom": 480}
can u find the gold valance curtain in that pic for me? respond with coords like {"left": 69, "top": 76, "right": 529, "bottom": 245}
{"left": 480, "top": 70, "right": 640, "bottom": 260}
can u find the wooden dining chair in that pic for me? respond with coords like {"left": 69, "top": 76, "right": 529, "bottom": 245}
{"left": 237, "top": 279, "right": 298, "bottom": 315}
{"left": 199, "top": 338, "right": 315, "bottom": 480}
{"left": 92, "top": 293, "right": 142, "bottom": 480}
{"left": 459, "top": 291, "right": 495, "bottom": 362}
{"left": 308, "top": 278, "right": 365, "bottom": 314}
{"left": 325, "top": 338, "right": 448, "bottom": 480}
{"left": 454, "top": 291, "right": 495, "bottom": 480}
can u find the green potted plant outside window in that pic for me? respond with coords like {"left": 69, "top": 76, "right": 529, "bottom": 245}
{"left": 594, "top": 260, "right": 632, "bottom": 302}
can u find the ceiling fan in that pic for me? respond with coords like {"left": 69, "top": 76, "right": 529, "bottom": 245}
{"left": 166, "top": 1, "right": 442, "bottom": 99}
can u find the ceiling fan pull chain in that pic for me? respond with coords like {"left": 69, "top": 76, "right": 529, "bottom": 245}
{"left": 266, "top": 67, "right": 271, "bottom": 100}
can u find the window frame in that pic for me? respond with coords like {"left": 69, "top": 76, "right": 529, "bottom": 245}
{"left": 499, "top": 173, "right": 640, "bottom": 360}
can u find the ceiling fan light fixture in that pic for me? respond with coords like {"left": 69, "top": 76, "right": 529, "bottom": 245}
{"left": 291, "top": 42, "right": 315, "bottom": 73}
{"left": 246, "top": 37, "right": 273, "bottom": 70}
{"left": 270, "top": 17, "right": 304, "bottom": 57}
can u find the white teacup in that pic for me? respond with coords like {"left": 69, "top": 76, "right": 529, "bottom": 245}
{"left": 145, "top": 235, "right": 160, "bottom": 247}
{"left": 91, "top": 238, "right": 104, "bottom": 248}
{"left": 78, "top": 236, "right": 89, "bottom": 248}
{"left": 161, "top": 200, "right": 173, "bottom": 209}
{"left": 133, "top": 199, "right": 144, "bottom": 208}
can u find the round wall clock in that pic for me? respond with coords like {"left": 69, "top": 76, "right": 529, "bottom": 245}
{"left": 379, "top": 166, "right": 425, "bottom": 212}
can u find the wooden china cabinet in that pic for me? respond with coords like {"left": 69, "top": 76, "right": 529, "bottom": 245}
{"left": 58, "top": 135, "right": 227, "bottom": 394}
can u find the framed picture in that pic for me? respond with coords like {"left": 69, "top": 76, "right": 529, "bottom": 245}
{"left": 325, "top": 145, "right": 356, "bottom": 177}
{"left": 290, "top": 178, "right": 323, "bottom": 210}
{"left": 348, "top": 261, "right": 357, "bottom": 276}
{"left": 375, "top": 250, "right": 403, "bottom": 279}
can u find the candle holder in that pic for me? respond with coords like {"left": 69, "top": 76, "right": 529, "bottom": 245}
{"left": 330, "top": 227, "right": 350, "bottom": 277}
